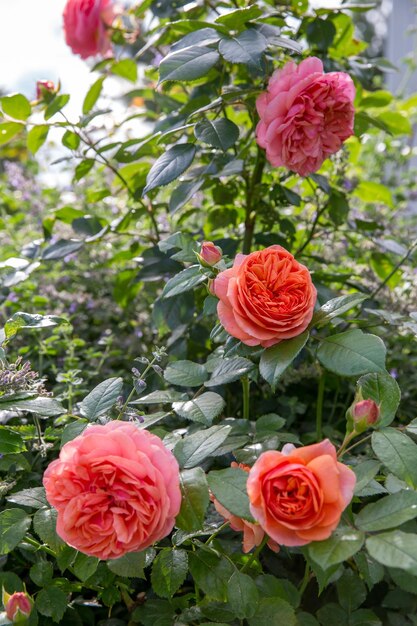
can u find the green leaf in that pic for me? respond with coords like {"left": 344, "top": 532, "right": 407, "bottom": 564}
{"left": 174, "top": 425, "right": 231, "bottom": 468}
{"left": 164, "top": 360, "right": 208, "bottom": 387}
{"left": 207, "top": 467, "right": 252, "bottom": 520}
{"left": 306, "top": 18, "right": 336, "bottom": 50}
{"left": 169, "top": 178, "right": 205, "bottom": 214}
{"left": 313, "top": 294, "right": 368, "bottom": 327}
{"left": 107, "top": 550, "right": 147, "bottom": 577}
{"left": 356, "top": 372, "right": 400, "bottom": 427}
{"left": 62, "top": 130, "right": 80, "bottom": 150}
{"left": 336, "top": 569, "right": 366, "bottom": 613}
{"left": 27, "top": 125, "right": 49, "bottom": 153}
{"left": 227, "top": 570, "right": 259, "bottom": 619}
{"left": 354, "top": 181, "right": 393, "bottom": 208}
{"left": 1, "top": 94, "right": 31, "bottom": 120}
{"left": 33, "top": 507, "right": 64, "bottom": 552}
{"left": 36, "top": 586, "right": 68, "bottom": 623}
{"left": 378, "top": 111, "right": 412, "bottom": 135}
{"left": 74, "top": 158, "right": 95, "bottom": 181}
{"left": 215, "top": 5, "right": 262, "bottom": 29}
{"left": 307, "top": 527, "right": 365, "bottom": 570}
{"left": 0, "top": 428, "right": 26, "bottom": 454}
{"left": 0, "top": 121, "right": 24, "bottom": 145}
{"left": 356, "top": 490, "right": 417, "bottom": 532}
{"left": 195, "top": 118, "right": 239, "bottom": 151}
{"left": 219, "top": 29, "right": 267, "bottom": 69}
{"left": 259, "top": 332, "right": 309, "bottom": 391}
{"left": 205, "top": 357, "right": 255, "bottom": 387}
{"left": 7, "top": 487, "right": 47, "bottom": 509}
{"left": 176, "top": 468, "right": 210, "bottom": 532}
{"left": 372, "top": 429, "right": 417, "bottom": 488}
{"left": 42, "top": 238, "right": 83, "bottom": 260}
{"left": 72, "top": 553, "right": 99, "bottom": 581}
{"left": 366, "top": 531, "right": 417, "bottom": 575}
{"left": 4, "top": 311, "right": 68, "bottom": 340}
{"left": 353, "top": 460, "right": 381, "bottom": 494}
{"left": 188, "top": 550, "right": 234, "bottom": 601}
{"left": 30, "top": 560, "right": 54, "bottom": 587}
{"left": 0, "top": 396, "right": 65, "bottom": 417}
{"left": 173, "top": 391, "right": 225, "bottom": 425}
{"left": 161, "top": 266, "right": 206, "bottom": 298}
{"left": 80, "top": 377, "right": 123, "bottom": 420}
{"left": 143, "top": 144, "right": 196, "bottom": 195}
{"left": 44, "top": 94, "right": 70, "bottom": 120}
{"left": 130, "top": 390, "right": 185, "bottom": 405}
{"left": 111, "top": 59, "right": 138, "bottom": 82}
{"left": 132, "top": 598, "right": 174, "bottom": 626}
{"left": 151, "top": 548, "right": 188, "bottom": 598}
{"left": 83, "top": 76, "right": 105, "bottom": 114}
{"left": 159, "top": 46, "right": 220, "bottom": 83}
{"left": 0, "top": 508, "right": 31, "bottom": 554}
{"left": 317, "top": 329, "right": 386, "bottom": 376}
{"left": 248, "top": 597, "right": 296, "bottom": 626}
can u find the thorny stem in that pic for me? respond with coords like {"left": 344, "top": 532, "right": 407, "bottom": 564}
{"left": 316, "top": 372, "right": 325, "bottom": 441}
{"left": 116, "top": 355, "right": 158, "bottom": 419}
{"left": 242, "top": 147, "right": 266, "bottom": 255}
{"left": 242, "top": 376, "right": 250, "bottom": 420}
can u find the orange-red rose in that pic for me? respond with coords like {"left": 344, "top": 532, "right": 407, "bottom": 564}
{"left": 43, "top": 421, "right": 181, "bottom": 559}
{"left": 212, "top": 245, "right": 317, "bottom": 347}
{"left": 247, "top": 440, "right": 356, "bottom": 546}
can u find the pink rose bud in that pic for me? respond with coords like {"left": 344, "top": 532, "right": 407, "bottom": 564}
{"left": 352, "top": 399, "right": 379, "bottom": 426}
{"left": 199, "top": 242, "right": 222, "bottom": 267}
{"left": 36, "top": 80, "right": 57, "bottom": 101}
{"left": 4, "top": 592, "right": 33, "bottom": 623}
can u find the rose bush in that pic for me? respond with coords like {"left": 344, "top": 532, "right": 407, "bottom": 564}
{"left": 0, "top": 1, "right": 416, "bottom": 625}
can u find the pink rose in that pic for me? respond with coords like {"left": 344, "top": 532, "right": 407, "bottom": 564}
{"left": 212, "top": 245, "right": 317, "bottom": 347}
{"left": 36, "top": 80, "right": 57, "bottom": 101}
{"left": 4, "top": 591, "right": 32, "bottom": 623}
{"left": 63, "top": 0, "right": 115, "bottom": 59}
{"left": 247, "top": 441, "right": 356, "bottom": 546}
{"left": 43, "top": 421, "right": 181, "bottom": 560}
{"left": 256, "top": 57, "right": 355, "bottom": 176}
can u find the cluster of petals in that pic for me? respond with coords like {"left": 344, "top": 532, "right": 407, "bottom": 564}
{"left": 212, "top": 245, "right": 317, "bottom": 347}
{"left": 256, "top": 57, "right": 355, "bottom": 176}
{"left": 63, "top": 0, "right": 115, "bottom": 59}
{"left": 247, "top": 440, "right": 356, "bottom": 546}
{"left": 43, "top": 421, "right": 181, "bottom": 560}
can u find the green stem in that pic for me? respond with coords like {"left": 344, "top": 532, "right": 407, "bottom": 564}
{"left": 242, "top": 377, "right": 250, "bottom": 420}
{"left": 337, "top": 431, "right": 357, "bottom": 458}
{"left": 240, "top": 536, "right": 268, "bottom": 573}
{"left": 116, "top": 356, "right": 157, "bottom": 419}
{"left": 205, "top": 521, "right": 230, "bottom": 545}
{"left": 298, "top": 561, "right": 311, "bottom": 597}
{"left": 24, "top": 535, "right": 56, "bottom": 558}
{"left": 242, "top": 148, "right": 266, "bottom": 255}
{"left": 316, "top": 373, "right": 325, "bottom": 441}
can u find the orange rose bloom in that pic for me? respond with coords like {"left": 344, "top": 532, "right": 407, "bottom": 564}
{"left": 212, "top": 245, "right": 316, "bottom": 347}
{"left": 211, "top": 463, "right": 279, "bottom": 553}
{"left": 247, "top": 441, "right": 356, "bottom": 546}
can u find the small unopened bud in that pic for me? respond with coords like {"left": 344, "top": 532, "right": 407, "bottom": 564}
{"left": 347, "top": 398, "right": 380, "bottom": 434}
{"left": 198, "top": 242, "right": 222, "bottom": 267}
{"left": 36, "top": 80, "right": 58, "bottom": 102}
{"left": 4, "top": 591, "right": 33, "bottom": 623}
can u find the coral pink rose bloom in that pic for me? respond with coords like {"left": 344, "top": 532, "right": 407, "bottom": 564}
{"left": 212, "top": 245, "right": 317, "bottom": 347}
{"left": 256, "top": 57, "right": 355, "bottom": 176}
{"left": 43, "top": 421, "right": 181, "bottom": 559}
{"left": 211, "top": 463, "right": 279, "bottom": 553}
{"left": 63, "top": 0, "right": 115, "bottom": 59}
{"left": 247, "top": 441, "right": 356, "bottom": 546}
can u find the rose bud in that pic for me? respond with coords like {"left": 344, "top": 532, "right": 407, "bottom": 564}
{"left": 349, "top": 398, "right": 380, "bottom": 433}
{"left": 3, "top": 591, "right": 33, "bottom": 623}
{"left": 198, "top": 241, "right": 223, "bottom": 267}
{"left": 36, "top": 80, "right": 57, "bottom": 102}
